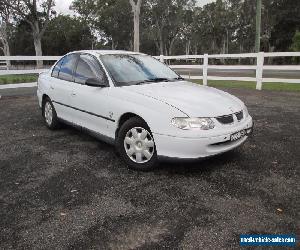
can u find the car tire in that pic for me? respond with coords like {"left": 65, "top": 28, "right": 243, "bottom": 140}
{"left": 116, "top": 117, "right": 158, "bottom": 171}
{"left": 42, "top": 97, "right": 60, "bottom": 130}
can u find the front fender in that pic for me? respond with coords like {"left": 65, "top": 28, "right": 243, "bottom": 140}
{"left": 107, "top": 88, "right": 187, "bottom": 138}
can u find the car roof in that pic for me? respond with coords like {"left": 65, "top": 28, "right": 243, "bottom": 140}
{"left": 70, "top": 50, "right": 146, "bottom": 56}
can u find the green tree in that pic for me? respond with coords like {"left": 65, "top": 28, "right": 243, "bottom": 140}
{"left": 42, "top": 15, "right": 95, "bottom": 55}
{"left": 290, "top": 30, "right": 300, "bottom": 63}
{"left": 290, "top": 30, "right": 300, "bottom": 52}
{"left": 188, "top": 0, "right": 231, "bottom": 55}
{"left": 2, "top": 0, "right": 56, "bottom": 67}
{"left": 143, "top": 0, "right": 195, "bottom": 55}
{"left": 10, "top": 19, "right": 35, "bottom": 56}
{"left": 72, "top": 0, "right": 132, "bottom": 50}
{"left": 270, "top": 0, "right": 300, "bottom": 52}
{"left": 0, "top": 3, "right": 13, "bottom": 67}
{"left": 7, "top": 0, "right": 299, "bottom": 57}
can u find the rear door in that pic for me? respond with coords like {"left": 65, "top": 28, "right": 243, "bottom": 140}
{"left": 49, "top": 53, "right": 79, "bottom": 123}
{"left": 69, "top": 53, "right": 112, "bottom": 137}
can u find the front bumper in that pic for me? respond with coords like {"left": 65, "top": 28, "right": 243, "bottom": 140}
{"left": 154, "top": 116, "right": 253, "bottom": 160}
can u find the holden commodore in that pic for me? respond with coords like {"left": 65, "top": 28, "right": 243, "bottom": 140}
{"left": 37, "top": 50, "right": 253, "bottom": 171}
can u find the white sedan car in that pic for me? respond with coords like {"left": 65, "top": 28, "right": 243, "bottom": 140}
{"left": 37, "top": 50, "right": 253, "bottom": 171}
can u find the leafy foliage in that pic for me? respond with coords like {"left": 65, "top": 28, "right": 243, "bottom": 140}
{"left": 71, "top": 0, "right": 132, "bottom": 50}
{"left": 42, "top": 15, "right": 94, "bottom": 55}
{"left": 290, "top": 30, "right": 300, "bottom": 52}
{"left": 1, "top": 0, "right": 300, "bottom": 56}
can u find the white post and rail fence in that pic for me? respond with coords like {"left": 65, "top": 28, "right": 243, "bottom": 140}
{"left": 0, "top": 52, "right": 300, "bottom": 90}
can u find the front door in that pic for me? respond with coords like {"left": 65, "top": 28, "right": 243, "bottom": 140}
{"left": 49, "top": 53, "right": 79, "bottom": 123}
{"left": 69, "top": 53, "right": 112, "bottom": 138}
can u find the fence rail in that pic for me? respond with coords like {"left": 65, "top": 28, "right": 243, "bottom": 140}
{"left": 0, "top": 52, "right": 300, "bottom": 90}
{"left": 154, "top": 52, "right": 300, "bottom": 89}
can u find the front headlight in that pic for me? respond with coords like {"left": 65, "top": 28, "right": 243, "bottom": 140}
{"left": 243, "top": 105, "right": 249, "bottom": 118}
{"left": 171, "top": 117, "right": 215, "bottom": 130}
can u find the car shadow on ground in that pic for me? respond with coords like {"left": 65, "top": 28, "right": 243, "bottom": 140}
{"left": 156, "top": 150, "right": 241, "bottom": 174}
{"left": 61, "top": 122, "right": 241, "bottom": 176}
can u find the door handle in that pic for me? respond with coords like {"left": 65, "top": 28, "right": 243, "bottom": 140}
{"left": 71, "top": 92, "right": 76, "bottom": 97}
{"left": 50, "top": 86, "right": 54, "bottom": 90}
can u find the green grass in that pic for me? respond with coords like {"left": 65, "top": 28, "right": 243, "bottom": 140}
{"left": 0, "top": 74, "right": 38, "bottom": 85}
{"left": 192, "top": 79, "right": 300, "bottom": 92}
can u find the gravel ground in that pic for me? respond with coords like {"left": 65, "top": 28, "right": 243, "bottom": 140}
{"left": 0, "top": 88, "right": 299, "bottom": 249}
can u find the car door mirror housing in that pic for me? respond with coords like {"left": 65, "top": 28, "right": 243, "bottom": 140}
{"left": 85, "top": 78, "right": 107, "bottom": 87}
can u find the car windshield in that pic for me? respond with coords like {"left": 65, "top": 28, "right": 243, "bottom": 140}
{"left": 100, "top": 54, "right": 182, "bottom": 86}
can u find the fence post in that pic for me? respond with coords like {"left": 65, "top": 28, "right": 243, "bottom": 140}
{"left": 159, "top": 55, "right": 164, "bottom": 63}
{"left": 203, "top": 54, "right": 208, "bottom": 86}
{"left": 256, "top": 52, "right": 264, "bottom": 90}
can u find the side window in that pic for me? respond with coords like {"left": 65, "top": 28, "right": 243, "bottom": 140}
{"left": 74, "top": 54, "right": 107, "bottom": 85}
{"left": 51, "top": 58, "right": 64, "bottom": 78}
{"left": 58, "top": 54, "right": 78, "bottom": 82}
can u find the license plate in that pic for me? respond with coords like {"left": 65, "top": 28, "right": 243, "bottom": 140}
{"left": 230, "top": 129, "right": 246, "bottom": 141}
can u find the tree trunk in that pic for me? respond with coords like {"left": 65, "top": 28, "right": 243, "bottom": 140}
{"left": 239, "top": 43, "right": 243, "bottom": 64}
{"left": 129, "top": 39, "right": 133, "bottom": 51}
{"left": 133, "top": 9, "right": 140, "bottom": 52}
{"left": 268, "top": 46, "right": 275, "bottom": 64}
{"left": 154, "top": 40, "right": 160, "bottom": 54}
{"left": 33, "top": 34, "right": 43, "bottom": 68}
{"left": 159, "top": 31, "right": 164, "bottom": 55}
{"left": 193, "top": 45, "right": 198, "bottom": 55}
{"left": 168, "top": 37, "right": 176, "bottom": 56}
{"left": 0, "top": 39, "right": 11, "bottom": 68}
{"left": 226, "top": 29, "right": 229, "bottom": 54}
{"left": 32, "top": 21, "right": 43, "bottom": 68}
{"left": 0, "top": 22, "right": 11, "bottom": 68}
{"left": 221, "top": 38, "right": 226, "bottom": 64}
{"left": 212, "top": 39, "right": 216, "bottom": 54}
{"left": 185, "top": 40, "right": 191, "bottom": 55}
{"left": 111, "top": 39, "right": 114, "bottom": 50}
{"left": 130, "top": 0, "right": 142, "bottom": 52}
{"left": 3, "top": 40, "right": 11, "bottom": 68}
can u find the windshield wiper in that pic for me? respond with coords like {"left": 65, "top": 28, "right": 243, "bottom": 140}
{"left": 135, "top": 78, "right": 171, "bottom": 85}
{"left": 148, "top": 77, "right": 171, "bottom": 82}
{"left": 174, "top": 77, "right": 185, "bottom": 80}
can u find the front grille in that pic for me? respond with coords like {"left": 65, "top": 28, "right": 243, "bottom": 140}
{"left": 216, "top": 115, "right": 234, "bottom": 124}
{"left": 235, "top": 111, "right": 243, "bottom": 121}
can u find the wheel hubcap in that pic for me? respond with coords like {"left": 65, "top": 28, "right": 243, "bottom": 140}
{"left": 124, "top": 127, "right": 155, "bottom": 164}
{"left": 44, "top": 102, "right": 53, "bottom": 126}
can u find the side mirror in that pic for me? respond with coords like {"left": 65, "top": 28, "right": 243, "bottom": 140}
{"left": 85, "top": 78, "right": 107, "bottom": 87}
